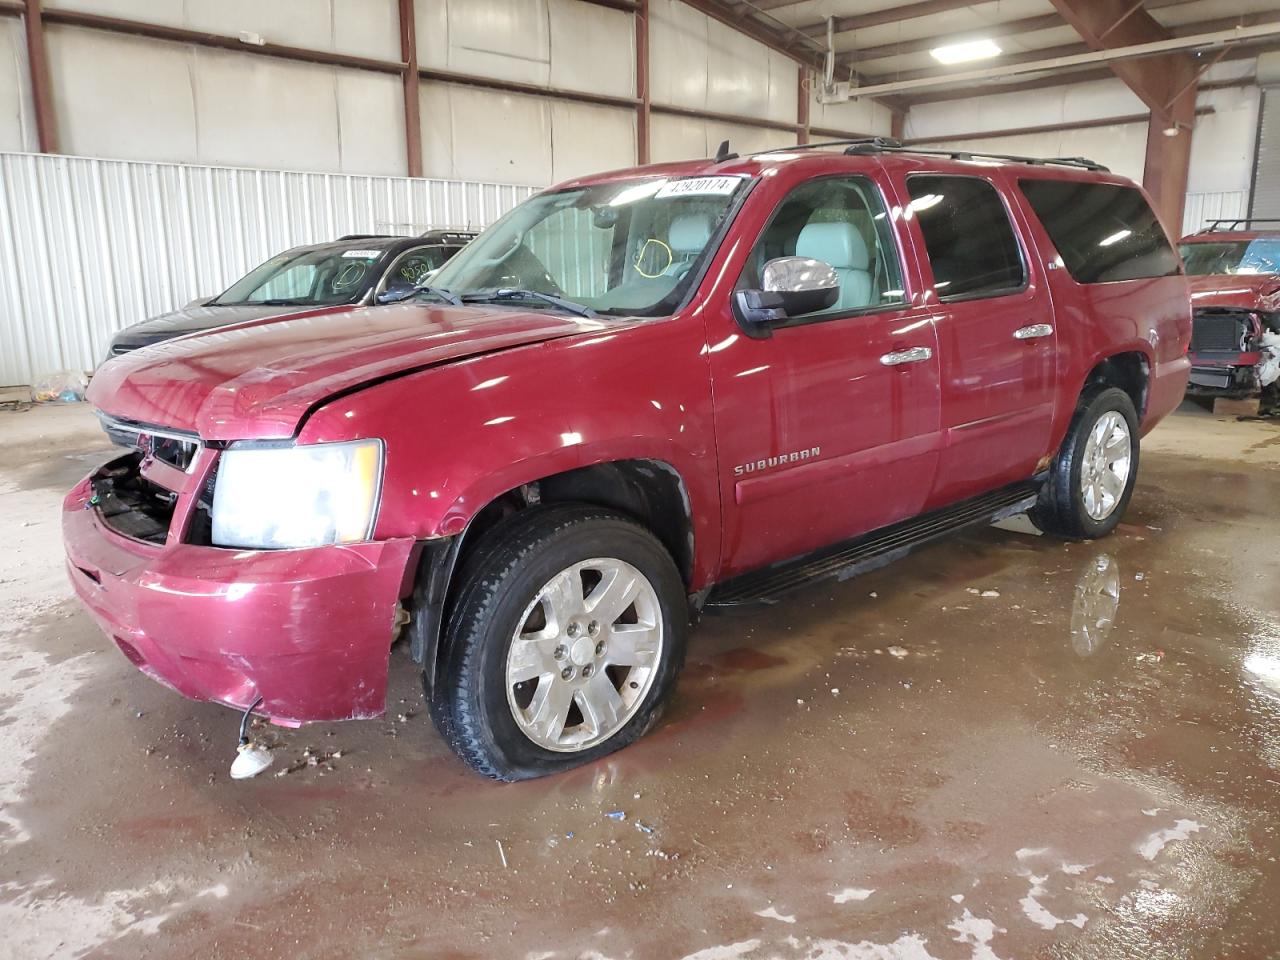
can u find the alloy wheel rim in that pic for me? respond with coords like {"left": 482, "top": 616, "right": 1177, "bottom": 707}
{"left": 505, "top": 558, "right": 663, "bottom": 753}
{"left": 1080, "top": 411, "right": 1132, "bottom": 521}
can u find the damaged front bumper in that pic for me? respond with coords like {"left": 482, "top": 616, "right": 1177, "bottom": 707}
{"left": 63, "top": 468, "right": 415, "bottom": 724}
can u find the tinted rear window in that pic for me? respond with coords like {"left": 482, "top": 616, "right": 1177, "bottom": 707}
{"left": 1018, "top": 180, "right": 1179, "bottom": 283}
{"left": 906, "top": 175, "right": 1026, "bottom": 301}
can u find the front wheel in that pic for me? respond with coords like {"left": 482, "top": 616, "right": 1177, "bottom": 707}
{"left": 430, "top": 506, "right": 687, "bottom": 781}
{"left": 1031, "top": 386, "right": 1139, "bottom": 540}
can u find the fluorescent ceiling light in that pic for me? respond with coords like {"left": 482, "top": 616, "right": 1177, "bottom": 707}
{"left": 930, "top": 38, "right": 1002, "bottom": 65}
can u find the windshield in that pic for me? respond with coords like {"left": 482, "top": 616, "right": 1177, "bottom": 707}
{"left": 1179, "top": 239, "right": 1280, "bottom": 276}
{"left": 428, "top": 175, "right": 750, "bottom": 317}
{"left": 213, "top": 244, "right": 392, "bottom": 306}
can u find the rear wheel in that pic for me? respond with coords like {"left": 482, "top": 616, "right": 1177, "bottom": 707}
{"left": 1031, "top": 386, "right": 1139, "bottom": 540}
{"left": 429, "top": 506, "right": 687, "bottom": 780}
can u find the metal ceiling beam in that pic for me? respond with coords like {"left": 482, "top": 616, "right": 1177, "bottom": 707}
{"left": 828, "top": 22, "right": 1280, "bottom": 99}
{"left": 867, "top": 41, "right": 1086, "bottom": 85}
{"left": 898, "top": 38, "right": 1279, "bottom": 106}
{"left": 1048, "top": 0, "right": 1197, "bottom": 229}
{"left": 682, "top": 0, "right": 813, "bottom": 65}
{"left": 738, "top": 0, "right": 819, "bottom": 11}
{"left": 682, "top": 1, "right": 910, "bottom": 115}
{"left": 794, "top": 0, "right": 985, "bottom": 39}
{"left": 38, "top": 8, "right": 406, "bottom": 74}
{"left": 852, "top": 8, "right": 1280, "bottom": 80}
{"left": 904, "top": 105, "right": 1214, "bottom": 146}
{"left": 842, "top": 13, "right": 1064, "bottom": 67}
{"left": 804, "top": 0, "right": 1198, "bottom": 43}
{"left": 1049, "top": 0, "right": 1195, "bottom": 116}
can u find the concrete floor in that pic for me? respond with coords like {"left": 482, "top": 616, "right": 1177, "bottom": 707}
{"left": 2, "top": 402, "right": 1280, "bottom": 960}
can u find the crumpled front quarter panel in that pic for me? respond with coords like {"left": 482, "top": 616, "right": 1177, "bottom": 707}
{"left": 299, "top": 317, "right": 722, "bottom": 587}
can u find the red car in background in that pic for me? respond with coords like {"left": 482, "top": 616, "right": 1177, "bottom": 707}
{"left": 1178, "top": 220, "right": 1280, "bottom": 403}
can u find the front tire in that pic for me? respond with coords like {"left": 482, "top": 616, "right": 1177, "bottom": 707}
{"left": 1031, "top": 386, "right": 1139, "bottom": 540}
{"left": 430, "top": 506, "right": 687, "bottom": 781}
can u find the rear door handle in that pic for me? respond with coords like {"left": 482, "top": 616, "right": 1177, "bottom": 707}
{"left": 1014, "top": 323, "right": 1053, "bottom": 340}
{"left": 879, "top": 346, "right": 933, "bottom": 366}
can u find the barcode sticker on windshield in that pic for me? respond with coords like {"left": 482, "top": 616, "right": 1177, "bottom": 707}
{"left": 342, "top": 249, "right": 382, "bottom": 258}
{"left": 655, "top": 177, "right": 743, "bottom": 198}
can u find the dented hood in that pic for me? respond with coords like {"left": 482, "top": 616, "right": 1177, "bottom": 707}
{"left": 89, "top": 302, "right": 605, "bottom": 441}
{"left": 1188, "top": 273, "right": 1280, "bottom": 312}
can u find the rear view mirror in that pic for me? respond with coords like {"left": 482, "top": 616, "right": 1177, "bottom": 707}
{"left": 732, "top": 257, "right": 839, "bottom": 338}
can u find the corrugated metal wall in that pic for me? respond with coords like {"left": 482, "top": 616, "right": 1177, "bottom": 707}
{"left": 0, "top": 151, "right": 538, "bottom": 386}
{"left": 1251, "top": 88, "right": 1280, "bottom": 218}
{"left": 1183, "top": 190, "right": 1251, "bottom": 236}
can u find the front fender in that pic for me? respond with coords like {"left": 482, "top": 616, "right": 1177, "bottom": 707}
{"left": 298, "top": 318, "right": 721, "bottom": 587}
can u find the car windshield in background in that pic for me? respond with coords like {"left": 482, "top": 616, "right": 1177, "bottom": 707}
{"left": 428, "top": 176, "right": 751, "bottom": 317}
{"left": 1178, "top": 239, "right": 1280, "bottom": 276}
{"left": 213, "top": 244, "right": 392, "bottom": 307}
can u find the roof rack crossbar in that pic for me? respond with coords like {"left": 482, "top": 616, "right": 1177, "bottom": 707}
{"left": 744, "top": 137, "right": 1106, "bottom": 172}
{"left": 846, "top": 144, "right": 1107, "bottom": 172}
{"left": 1199, "top": 218, "right": 1280, "bottom": 232}
{"left": 747, "top": 137, "right": 900, "bottom": 158}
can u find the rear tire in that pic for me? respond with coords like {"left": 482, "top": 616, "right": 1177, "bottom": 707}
{"left": 1031, "top": 386, "right": 1139, "bottom": 540}
{"left": 429, "top": 505, "right": 687, "bottom": 781}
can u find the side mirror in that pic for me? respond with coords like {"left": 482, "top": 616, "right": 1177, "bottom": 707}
{"left": 377, "top": 283, "right": 415, "bottom": 304}
{"left": 731, "top": 257, "right": 839, "bottom": 338}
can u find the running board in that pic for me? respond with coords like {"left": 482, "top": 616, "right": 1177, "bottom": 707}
{"left": 705, "top": 482, "right": 1041, "bottom": 609}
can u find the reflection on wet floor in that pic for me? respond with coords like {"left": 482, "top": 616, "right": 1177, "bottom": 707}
{"left": 1070, "top": 553, "right": 1121, "bottom": 657}
{"left": 2, "top": 407, "right": 1279, "bottom": 959}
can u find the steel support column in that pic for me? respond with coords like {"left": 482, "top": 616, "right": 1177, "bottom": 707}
{"left": 398, "top": 0, "right": 422, "bottom": 178}
{"left": 23, "top": 0, "right": 57, "bottom": 153}
{"left": 637, "top": 0, "right": 650, "bottom": 163}
{"left": 891, "top": 111, "right": 905, "bottom": 141}
{"left": 797, "top": 67, "right": 809, "bottom": 145}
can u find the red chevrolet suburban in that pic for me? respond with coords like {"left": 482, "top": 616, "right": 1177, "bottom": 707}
{"left": 65, "top": 140, "right": 1191, "bottom": 780}
{"left": 1177, "top": 220, "right": 1280, "bottom": 402}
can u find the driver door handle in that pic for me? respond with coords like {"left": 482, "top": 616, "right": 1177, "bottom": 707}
{"left": 879, "top": 346, "right": 933, "bottom": 366}
{"left": 1014, "top": 323, "right": 1054, "bottom": 340}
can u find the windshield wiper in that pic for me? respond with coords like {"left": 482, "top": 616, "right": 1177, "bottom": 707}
{"left": 461, "top": 288, "right": 597, "bottom": 319}
{"left": 257, "top": 298, "right": 308, "bottom": 306}
{"left": 379, "top": 284, "right": 462, "bottom": 306}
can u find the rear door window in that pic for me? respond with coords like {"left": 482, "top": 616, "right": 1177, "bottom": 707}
{"left": 1018, "top": 179, "right": 1180, "bottom": 283}
{"left": 906, "top": 175, "right": 1026, "bottom": 301}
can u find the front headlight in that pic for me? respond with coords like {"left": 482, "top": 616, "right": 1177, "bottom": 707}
{"left": 211, "top": 439, "right": 383, "bottom": 549}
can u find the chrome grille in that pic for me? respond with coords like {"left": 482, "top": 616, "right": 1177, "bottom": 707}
{"left": 94, "top": 411, "right": 202, "bottom": 473}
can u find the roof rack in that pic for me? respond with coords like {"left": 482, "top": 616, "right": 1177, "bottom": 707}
{"left": 419, "top": 228, "right": 478, "bottom": 242}
{"left": 747, "top": 137, "right": 1109, "bottom": 172}
{"left": 1197, "top": 218, "right": 1280, "bottom": 233}
{"left": 337, "top": 233, "right": 398, "bottom": 241}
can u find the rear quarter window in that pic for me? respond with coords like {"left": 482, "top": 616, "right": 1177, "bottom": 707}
{"left": 1018, "top": 179, "right": 1180, "bottom": 283}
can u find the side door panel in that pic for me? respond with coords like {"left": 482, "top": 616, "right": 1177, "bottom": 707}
{"left": 708, "top": 170, "right": 941, "bottom": 578}
{"left": 888, "top": 167, "right": 1059, "bottom": 508}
